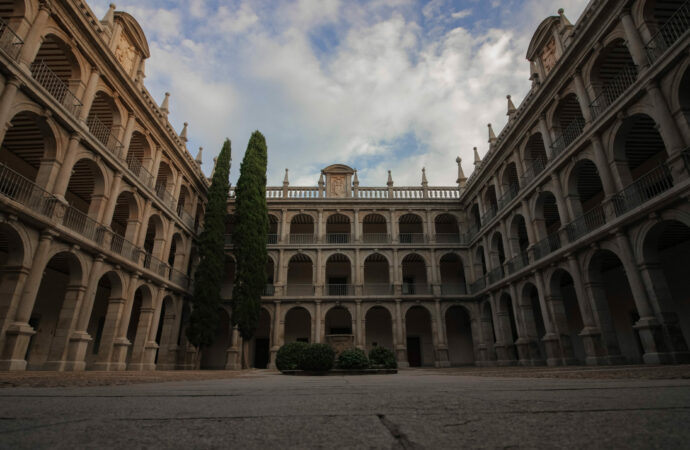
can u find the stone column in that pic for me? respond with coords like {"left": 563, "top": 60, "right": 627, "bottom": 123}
{"left": 566, "top": 254, "right": 604, "bottom": 365}
{"left": 317, "top": 209, "right": 324, "bottom": 243}
{"left": 18, "top": 4, "right": 51, "bottom": 68}
{"left": 355, "top": 300, "right": 364, "bottom": 350}
{"left": 78, "top": 69, "right": 101, "bottom": 122}
{"left": 280, "top": 209, "right": 289, "bottom": 244}
{"left": 433, "top": 299, "right": 449, "bottom": 367}
{"left": 394, "top": 299, "right": 408, "bottom": 367}
{"left": 99, "top": 173, "right": 123, "bottom": 226}
{"left": 521, "top": 199, "right": 537, "bottom": 261}
{"left": 620, "top": 10, "right": 649, "bottom": 68}
{"left": 538, "top": 115, "right": 554, "bottom": 160}
{"left": 0, "top": 231, "right": 55, "bottom": 371}
{"left": 0, "top": 77, "right": 22, "bottom": 145}
{"left": 108, "top": 273, "right": 141, "bottom": 371}
{"left": 51, "top": 134, "right": 82, "bottom": 200}
{"left": 269, "top": 300, "right": 281, "bottom": 369}
{"left": 646, "top": 81, "right": 687, "bottom": 181}
{"left": 533, "top": 270, "right": 562, "bottom": 366}
{"left": 128, "top": 290, "right": 159, "bottom": 370}
{"left": 314, "top": 300, "right": 322, "bottom": 344}
{"left": 573, "top": 71, "right": 593, "bottom": 124}
{"left": 353, "top": 209, "right": 360, "bottom": 243}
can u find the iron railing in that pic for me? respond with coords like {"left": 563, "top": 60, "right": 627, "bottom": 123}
{"left": 125, "top": 155, "right": 155, "bottom": 188}
{"left": 497, "top": 183, "right": 520, "bottom": 210}
{"left": 286, "top": 284, "right": 315, "bottom": 296}
{"left": 480, "top": 204, "right": 498, "bottom": 225}
{"left": 169, "top": 268, "right": 190, "bottom": 288}
{"left": 263, "top": 284, "right": 275, "bottom": 296}
{"left": 683, "top": 148, "right": 690, "bottom": 174}
{"left": 589, "top": 64, "right": 638, "bottom": 119}
{"left": 612, "top": 163, "right": 673, "bottom": 217}
{"left": 110, "top": 233, "right": 140, "bottom": 263}
{"left": 550, "top": 117, "right": 586, "bottom": 157}
{"left": 565, "top": 204, "right": 606, "bottom": 243}
{"left": 645, "top": 0, "right": 690, "bottom": 62}
{"left": 399, "top": 233, "right": 426, "bottom": 244}
{"left": 0, "top": 17, "right": 23, "bottom": 60}
{"left": 154, "top": 184, "right": 176, "bottom": 209}
{"left": 326, "top": 284, "right": 354, "bottom": 296}
{"left": 289, "top": 233, "right": 314, "bottom": 245}
{"left": 267, "top": 233, "right": 278, "bottom": 244}
{"left": 177, "top": 207, "right": 195, "bottom": 229}
{"left": 440, "top": 284, "right": 467, "bottom": 295}
{"left": 520, "top": 156, "right": 547, "bottom": 186}
{"left": 363, "top": 284, "right": 392, "bottom": 295}
{"left": 402, "top": 283, "right": 430, "bottom": 295}
{"left": 362, "top": 233, "right": 390, "bottom": 243}
{"left": 0, "top": 163, "right": 56, "bottom": 216}
{"left": 533, "top": 232, "right": 561, "bottom": 261}
{"left": 487, "top": 265, "right": 504, "bottom": 285}
{"left": 468, "top": 276, "right": 486, "bottom": 294}
{"left": 62, "top": 206, "right": 106, "bottom": 244}
{"left": 143, "top": 252, "right": 169, "bottom": 277}
{"left": 86, "top": 114, "right": 124, "bottom": 155}
{"left": 30, "top": 60, "right": 83, "bottom": 117}
{"left": 326, "top": 233, "right": 351, "bottom": 244}
{"left": 435, "top": 233, "right": 461, "bottom": 243}
{"left": 506, "top": 252, "right": 530, "bottom": 275}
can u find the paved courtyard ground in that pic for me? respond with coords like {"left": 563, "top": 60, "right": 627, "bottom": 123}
{"left": 1, "top": 366, "right": 689, "bottom": 449}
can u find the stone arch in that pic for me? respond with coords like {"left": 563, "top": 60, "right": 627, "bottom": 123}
{"left": 509, "top": 214, "right": 530, "bottom": 256}
{"left": 125, "top": 131, "right": 152, "bottom": 182}
{"left": 1, "top": 109, "right": 58, "bottom": 182}
{"left": 497, "top": 292, "right": 519, "bottom": 348}
{"left": 177, "top": 184, "right": 191, "bottom": 215}
{"left": 480, "top": 300, "right": 497, "bottom": 361}
{"left": 0, "top": 0, "right": 35, "bottom": 38}
{"left": 0, "top": 221, "right": 28, "bottom": 339}
{"left": 286, "top": 253, "right": 313, "bottom": 296}
{"left": 519, "top": 281, "right": 547, "bottom": 361}
{"left": 324, "top": 305, "right": 353, "bottom": 335}
{"left": 155, "top": 159, "right": 174, "bottom": 194}
{"left": 32, "top": 31, "right": 84, "bottom": 89}
{"left": 167, "top": 232, "right": 185, "bottom": 271}
{"left": 362, "top": 213, "right": 388, "bottom": 243}
{"left": 404, "top": 305, "right": 433, "bottom": 367}
{"left": 439, "top": 252, "right": 467, "bottom": 295}
{"left": 612, "top": 113, "right": 670, "bottom": 187}
{"left": 586, "top": 38, "right": 637, "bottom": 117}
{"left": 284, "top": 306, "right": 311, "bottom": 343}
{"left": 566, "top": 158, "right": 605, "bottom": 219}
{"left": 142, "top": 213, "right": 165, "bottom": 258}
{"left": 534, "top": 190, "right": 562, "bottom": 240}
{"left": 470, "top": 203, "right": 481, "bottom": 232}
{"left": 401, "top": 253, "right": 428, "bottom": 294}
{"left": 365, "top": 305, "right": 394, "bottom": 352}
{"left": 84, "top": 270, "right": 125, "bottom": 368}
{"left": 64, "top": 157, "right": 107, "bottom": 218}
{"left": 550, "top": 93, "right": 586, "bottom": 153}
{"left": 434, "top": 213, "right": 460, "bottom": 242}
{"left": 398, "top": 213, "right": 424, "bottom": 243}
{"left": 325, "top": 253, "right": 352, "bottom": 295}
{"left": 200, "top": 308, "right": 231, "bottom": 369}
{"left": 501, "top": 161, "right": 520, "bottom": 195}
{"left": 522, "top": 132, "right": 548, "bottom": 179}
{"left": 445, "top": 305, "right": 475, "bottom": 366}
{"left": 548, "top": 268, "right": 586, "bottom": 363}
{"left": 484, "top": 185, "right": 498, "bottom": 217}
{"left": 325, "top": 213, "right": 351, "bottom": 243}
{"left": 363, "top": 252, "right": 391, "bottom": 295}
{"left": 267, "top": 213, "right": 279, "bottom": 242}
{"left": 26, "top": 250, "right": 84, "bottom": 369}
{"left": 290, "top": 213, "right": 315, "bottom": 244}
{"left": 490, "top": 231, "right": 507, "bottom": 269}
{"left": 86, "top": 90, "right": 124, "bottom": 147}
{"left": 638, "top": 0, "right": 687, "bottom": 52}
{"left": 474, "top": 245, "right": 487, "bottom": 278}
{"left": 251, "top": 307, "right": 272, "bottom": 368}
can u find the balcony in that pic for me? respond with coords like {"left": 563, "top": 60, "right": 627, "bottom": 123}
{"left": 435, "top": 233, "right": 461, "bottom": 244}
{"left": 497, "top": 184, "right": 519, "bottom": 211}
{"left": 30, "top": 60, "right": 83, "bottom": 117}
{"left": 402, "top": 283, "right": 430, "bottom": 295}
{"left": 487, "top": 265, "right": 504, "bottom": 285}
{"left": 645, "top": 0, "right": 690, "bottom": 63}
{"left": 480, "top": 204, "right": 498, "bottom": 225}
{"left": 399, "top": 233, "right": 426, "bottom": 244}
{"left": 0, "top": 17, "right": 23, "bottom": 60}
{"left": 86, "top": 114, "right": 124, "bottom": 155}
{"left": 326, "top": 284, "right": 354, "bottom": 296}
{"left": 362, "top": 233, "right": 390, "bottom": 244}
{"left": 505, "top": 252, "right": 529, "bottom": 275}
{"left": 589, "top": 64, "right": 638, "bottom": 119}
{"left": 326, "top": 233, "right": 351, "bottom": 244}
{"left": 440, "top": 284, "right": 466, "bottom": 295}
{"left": 612, "top": 164, "right": 674, "bottom": 217}
{"left": 289, "top": 233, "right": 314, "bottom": 245}
{"left": 126, "top": 155, "right": 155, "bottom": 188}
{"left": 520, "top": 157, "right": 547, "bottom": 187}
{"left": 468, "top": 276, "right": 486, "bottom": 295}
{"left": 263, "top": 284, "right": 275, "bottom": 296}
{"left": 533, "top": 233, "right": 562, "bottom": 261}
{"left": 286, "top": 284, "right": 315, "bottom": 296}
{"left": 565, "top": 204, "right": 606, "bottom": 243}
{"left": 550, "top": 117, "right": 585, "bottom": 158}
{"left": 267, "top": 233, "right": 278, "bottom": 245}
{"left": 155, "top": 184, "right": 176, "bottom": 209}
{"left": 363, "top": 284, "right": 392, "bottom": 295}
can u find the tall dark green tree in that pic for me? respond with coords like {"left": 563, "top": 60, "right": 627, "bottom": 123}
{"left": 186, "top": 139, "right": 232, "bottom": 349}
{"left": 231, "top": 131, "right": 268, "bottom": 367}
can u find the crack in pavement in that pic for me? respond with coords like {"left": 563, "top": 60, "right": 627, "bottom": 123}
{"left": 377, "top": 414, "right": 423, "bottom": 450}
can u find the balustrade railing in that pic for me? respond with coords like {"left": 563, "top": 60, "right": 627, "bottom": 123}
{"left": 402, "top": 283, "right": 430, "bottom": 295}
{"left": 357, "top": 187, "right": 388, "bottom": 198}
{"left": 326, "top": 233, "right": 351, "bottom": 244}
{"left": 520, "top": 156, "right": 548, "bottom": 186}
{"left": 0, "top": 17, "right": 23, "bottom": 60}
{"left": 392, "top": 187, "right": 424, "bottom": 199}
{"left": 645, "top": 0, "right": 690, "bottom": 62}
{"left": 399, "top": 233, "right": 426, "bottom": 244}
{"left": 612, "top": 163, "right": 673, "bottom": 217}
{"left": 435, "top": 233, "right": 461, "bottom": 243}
{"left": 86, "top": 114, "right": 124, "bottom": 155}
{"left": 30, "top": 60, "right": 82, "bottom": 117}
{"left": 286, "top": 284, "right": 315, "bottom": 296}
{"left": 589, "top": 64, "right": 638, "bottom": 119}
{"left": 550, "top": 117, "right": 585, "bottom": 157}
{"left": 286, "top": 187, "right": 319, "bottom": 198}
{"left": 327, "top": 284, "right": 354, "bottom": 296}
{"left": 236, "top": 185, "right": 461, "bottom": 200}
{"left": 566, "top": 204, "right": 606, "bottom": 243}
{"left": 363, "top": 284, "right": 392, "bottom": 295}
{"left": 289, "top": 233, "right": 314, "bottom": 245}
{"left": 362, "top": 233, "right": 390, "bottom": 243}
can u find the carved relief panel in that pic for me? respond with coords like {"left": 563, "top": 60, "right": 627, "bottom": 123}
{"left": 540, "top": 38, "right": 557, "bottom": 75}
{"left": 330, "top": 175, "right": 346, "bottom": 198}
{"left": 115, "top": 34, "right": 137, "bottom": 75}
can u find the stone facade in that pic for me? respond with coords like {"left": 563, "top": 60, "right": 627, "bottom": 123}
{"left": 0, "top": 0, "right": 689, "bottom": 372}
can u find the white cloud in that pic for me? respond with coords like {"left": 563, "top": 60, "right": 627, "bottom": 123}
{"left": 451, "top": 9, "right": 472, "bottom": 19}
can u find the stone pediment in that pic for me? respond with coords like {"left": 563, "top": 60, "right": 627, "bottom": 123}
{"left": 526, "top": 16, "right": 561, "bottom": 76}
{"left": 322, "top": 164, "right": 355, "bottom": 175}
{"left": 322, "top": 164, "right": 355, "bottom": 198}
{"left": 113, "top": 12, "right": 150, "bottom": 76}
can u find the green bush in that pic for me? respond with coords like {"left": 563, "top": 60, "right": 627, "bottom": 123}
{"left": 276, "top": 342, "right": 309, "bottom": 371}
{"left": 300, "top": 343, "right": 335, "bottom": 371}
{"left": 337, "top": 348, "right": 369, "bottom": 370}
{"left": 369, "top": 347, "right": 397, "bottom": 369}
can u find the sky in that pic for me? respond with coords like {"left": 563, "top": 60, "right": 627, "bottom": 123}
{"left": 88, "top": 0, "right": 589, "bottom": 187}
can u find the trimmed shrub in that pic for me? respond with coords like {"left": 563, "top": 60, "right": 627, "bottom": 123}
{"left": 369, "top": 347, "right": 397, "bottom": 369}
{"left": 276, "top": 342, "right": 309, "bottom": 371}
{"left": 300, "top": 343, "right": 335, "bottom": 371}
{"left": 337, "top": 348, "right": 369, "bottom": 370}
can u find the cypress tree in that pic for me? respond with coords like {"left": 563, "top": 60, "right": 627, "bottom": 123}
{"left": 231, "top": 131, "right": 268, "bottom": 368}
{"left": 187, "top": 139, "right": 232, "bottom": 349}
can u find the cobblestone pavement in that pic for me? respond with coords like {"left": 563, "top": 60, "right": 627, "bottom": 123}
{"left": 1, "top": 367, "right": 689, "bottom": 449}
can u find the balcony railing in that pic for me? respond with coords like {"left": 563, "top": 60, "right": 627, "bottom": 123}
{"left": 0, "top": 17, "right": 23, "bottom": 60}
{"left": 468, "top": 276, "right": 486, "bottom": 294}
{"left": 0, "top": 163, "right": 56, "bottom": 217}
{"left": 62, "top": 206, "right": 106, "bottom": 245}
{"left": 533, "top": 232, "right": 561, "bottom": 261}
{"left": 440, "top": 284, "right": 467, "bottom": 295}
{"left": 589, "top": 64, "right": 638, "bottom": 119}
{"left": 30, "top": 60, "right": 83, "bottom": 117}
{"left": 289, "top": 233, "right": 314, "bottom": 245}
{"left": 110, "top": 233, "right": 140, "bottom": 263}
{"left": 612, "top": 163, "right": 673, "bottom": 217}
{"left": 169, "top": 268, "right": 189, "bottom": 288}
{"left": 267, "top": 233, "right": 278, "bottom": 244}
{"left": 520, "top": 156, "right": 548, "bottom": 186}
{"left": 487, "top": 265, "right": 504, "bottom": 285}
{"left": 399, "top": 233, "right": 426, "bottom": 244}
{"left": 363, "top": 284, "right": 392, "bottom": 295}
{"left": 155, "top": 184, "right": 176, "bottom": 209}
{"left": 177, "top": 206, "right": 195, "bottom": 229}
{"left": 125, "top": 155, "right": 155, "bottom": 188}
{"left": 402, "top": 283, "right": 430, "bottom": 295}
{"left": 362, "top": 233, "right": 389, "bottom": 243}
{"left": 645, "top": 0, "right": 690, "bottom": 63}
{"left": 326, "top": 233, "right": 350, "bottom": 244}
{"left": 565, "top": 204, "right": 606, "bottom": 243}
{"left": 497, "top": 183, "right": 520, "bottom": 211}
{"left": 506, "top": 252, "right": 529, "bottom": 275}
{"left": 480, "top": 204, "right": 498, "bottom": 225}
{"left": 435, "top": 233, "right": 461, "bottom": 243}
{"left": 263, "top": 284, "right": 275, "bottom": 296}
{"left": 326, "top": 284, "right": 354, "bottom": 296}
{"left": 143, "top": 251, "right": 169, "bottom": 277}
{"left": 86, "top": 114, "right": 124, "bottom": 155}
{"left": 550, "top": 117, "right": 586, "bottom": 157}
{"left": 286, "top": 284, "right": 315, "bottom": 296}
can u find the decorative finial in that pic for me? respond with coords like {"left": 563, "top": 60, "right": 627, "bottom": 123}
{"left": 487, "top": 123, "right": 497, "bottom": 145}
{"left": 353, "top": 169, "right": 359, "bottom": 186}
{"left": 160, "top": 92, "right": 170, "bottom": 116}
{"left": 195, "top": 147, "right": 203, "bottom": 165}
{"left": 456, "top": 156, "right": 466, "bottom": 186}
{"left": 179, "top": 122, "right": 188, "bottom": 143}
{"left": 558, "top": 8, "right": 572, "bottom": 26}
{"left": 318, "top": 171, "right": 324, "bottom": 186}
{"left": 101, "top": 3, "right": 116, "bottom": 28}
{"left": 387, "top": 170, "right": 393, "bottom": 187}
{"left": 283, "top": 168, "right": 289, "bottom": 186}
{"left": 473, "top": 147, "right": 482, "bottom": 166}
{"left": 506, "top": 95, "right": 516, "bottom": 119}
{"left": 421, "top": 167, "right": 428, "bottom": 186}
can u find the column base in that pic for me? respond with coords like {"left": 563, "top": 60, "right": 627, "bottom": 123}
{"left": 110, "top": 337, "right": 130, "bottom": 371}
{"left": 64, "top": 332, "right": 92, "bottom": 372}
{"left": 226, "top": 347, "right": 241, "bottom": 370}
{"left": 0, "top": 322, "right": 35, "bottom": 371}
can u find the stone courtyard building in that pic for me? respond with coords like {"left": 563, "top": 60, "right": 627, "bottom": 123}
{"left": 0, "top": 0, "right": 689, "bottom": 371}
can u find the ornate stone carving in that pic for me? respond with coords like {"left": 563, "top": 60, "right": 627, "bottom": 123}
{"left": 115, "top": 34, "right": 137, "bottom": 74}
{"left": 541, "top": 38, "right": 557, "bottom": 74}
{"left": 330, "top": 174, "right": 346, "bottom": 198}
